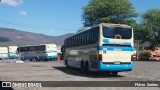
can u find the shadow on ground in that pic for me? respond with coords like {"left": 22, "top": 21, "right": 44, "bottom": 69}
{"left": 52, "top": 66, "right": 124, "bottom": 78}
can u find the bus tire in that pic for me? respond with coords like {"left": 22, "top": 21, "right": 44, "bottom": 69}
{"left": 81, "top": 61, "right": 85, "bottom": 73}
{"left": 35, "top": 57, "right": 39, "bottom": 61}
{"left": 20, "top": 57, "right": 24, "bottom": 61}
{"left": 44, "top": 59, "right": 48, "bottom": 61}
{"left": 84, "top": 62, "right": 90, "bottom": 74}
{"left": 65, "top": 60, "right": 69, "bottom": 67}
{"left": 112, "top": 72, "right": 118, "bottom": 76}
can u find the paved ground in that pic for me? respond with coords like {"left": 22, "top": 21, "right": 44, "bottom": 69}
{"left": 0, "top": 60, "right": 159, "bottom": 90}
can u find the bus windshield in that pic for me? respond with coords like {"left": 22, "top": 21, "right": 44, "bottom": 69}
{"left": 103, "top": 26, "right": 132, "bottom": 39}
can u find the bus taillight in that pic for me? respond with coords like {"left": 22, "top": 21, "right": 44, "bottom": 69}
{"left": 99, "top": 54, "right": 102, "bottom": 61}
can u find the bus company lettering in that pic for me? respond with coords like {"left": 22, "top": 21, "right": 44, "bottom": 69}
{"left": 109, "top": 41, "right": 123, "bottom": 44}
{"left": 12, "top": 82, "right": 42, "bottom": 87}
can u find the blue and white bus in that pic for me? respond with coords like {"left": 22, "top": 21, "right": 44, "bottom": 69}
{"left": 18, "top": 44, "right": 58, "bottom": 61}
{"left": 64, "top": 23, "right": 134, "bottom": 76}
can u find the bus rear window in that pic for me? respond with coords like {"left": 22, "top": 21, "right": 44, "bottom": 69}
{"left": 103, "top": 26, "right": 132, "bottom": 39}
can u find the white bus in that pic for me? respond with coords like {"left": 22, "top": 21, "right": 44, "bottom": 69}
{"left": 18, "top": 44, "right": 58, "bottom": 61}
{"left": 0, "top": 47, "right": 8, "bottom": 59}
{"left": 64, "top": 23, "right": 134, "bottom": 76}
{"left": 8, "top": 46, "right": 18, "bottom": 59}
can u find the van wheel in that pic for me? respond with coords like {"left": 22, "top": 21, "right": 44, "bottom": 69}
{"left": 112, "top": 72, "right": 118, "bottom": 76}
{"left": 84, "top": 62, "right": 90, "bottom": 74}
{"left": 81, "top": 61, "right": 85, "bottom": 73}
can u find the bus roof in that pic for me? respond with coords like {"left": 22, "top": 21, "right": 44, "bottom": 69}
{"left": 8, "top": 46, "right": 18, "bottom": 47}
{"left": 18, "top": 44, "right": 56, "bottom": 48}
{"left": 65, "top": 23, "right": 132, "bottom": 40}
{"left": 100, "top": 23, "right": 131, "bottom": 28}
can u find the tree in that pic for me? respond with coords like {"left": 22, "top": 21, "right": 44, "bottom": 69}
{"left": 140, "top": 8, "right": 160, "bottom": 48}
{"left": 82, "top": 0, "right": 137, "bottom": 27}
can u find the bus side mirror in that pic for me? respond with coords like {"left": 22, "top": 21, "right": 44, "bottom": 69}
{"left": 61, "top": 46, "right": 65, "bottom": 52}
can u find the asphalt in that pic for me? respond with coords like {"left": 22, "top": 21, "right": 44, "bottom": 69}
{"left": 0, "top": 60, "right": 159, "bottom": 90}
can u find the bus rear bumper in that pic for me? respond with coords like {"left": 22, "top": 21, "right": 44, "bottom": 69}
{"left": 99, "top": 62, "right": 133, "bottom": 72}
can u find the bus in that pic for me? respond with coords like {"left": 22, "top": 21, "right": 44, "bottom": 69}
{"left": 18, "top": 44, "right": 58, "bottom": 61}
{"left": 8, "top": 46, "right": 18, "bottom": 59}
{"left": 63, "top": 23, "right": 134, "bottom": 76}
{"left": 0, "top": 47, "right": 8, "bottom": 59}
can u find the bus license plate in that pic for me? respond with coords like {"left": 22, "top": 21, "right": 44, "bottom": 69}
{"left": 114, "top": 61, "right": 120, "bottom": 64}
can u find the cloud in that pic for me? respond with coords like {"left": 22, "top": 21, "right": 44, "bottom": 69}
{"left": 1, "top": 0, "right": 23, "bottom": 7}
{"left": 19, "top": 11, "right": 27, "bottom": 16}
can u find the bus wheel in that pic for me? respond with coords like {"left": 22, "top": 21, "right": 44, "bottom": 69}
{"left": 112, "top": 72, "right": 118, "bottom": 76}
{"left": 20, "top": 57, "right": 24, "bottom": 61}
{"left": 65, "top": 60, "right": 69, "bottom": 67}
{"left": 81, "top": 61, "right": 85, "bottom": 73}
{"left": 30, "top": 59, "right": 32, "bottom": 61}
{"left": 35, "top": 57, "right": 39, "bottom": 61}
{"left": 84, "top": 62, "right": 90, "bottom": 74}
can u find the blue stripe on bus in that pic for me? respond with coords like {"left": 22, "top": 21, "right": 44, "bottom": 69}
{"left": 103, "top": 39, "right": 131, "bottom": 45}
{"left": 98, "top": 46, "right": 134, "bottom": 51}
{"left": 23, "top": 55, "right": 58, "bottom": 60}
{"left": 103, "top": 39, "right": 109, "bottom": 44}
{"left": 124, "top": 42, "right": 131, "bottom": 45}
{"left": 99, "top": 62, "right": 133, "bottom": 71}
{"left": 35, "top": 51, "right": 57, "bottom": 54}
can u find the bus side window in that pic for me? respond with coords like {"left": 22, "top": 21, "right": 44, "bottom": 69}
{"left": 86, "top": 32, "right": 88, "bottom": 44}
{"left": 76, "top": 35, "right": 78, "bottom": 46}
{"left": 95, "top": 29, "right": 98, "bottom": 41}
{"left": 73, "top": 37, "right": 74, "bottom": 47}
{"left": 82, "top": 32, "right": 84, "bottom": 45}
{"left": 70, "top": 38, "right": 72, "bottom": 47}
{"left": 74, "top": 37, "right": 76, "bottom": 46}
{"left": 72, "top": 37, "right": 75, "bottom": 46}
{"left": 91, "top": 30, "right": 94, "bottom": 43}
{"left": 68, "top": 38, "right": 70, "bottom": 47}
{"left": 81, "top": 34, "right": 83, "bottom": 45}
{"left": 67, "top": 38, "right": 69, "bottom": 47}
{"left": 93, "top": 29, "right": 98, "bottom": 42}
{"left": 71, "top": 37, "right": 73, "bottom": 47}
{"left": 87, "top": 31, "right": 89, "bottom": 44}
{"left": 79, "top": 35, "right": 81, "bottom": 45}
{"left": 65, "top": 39, "right": 66, "bottom": 47}
{"left": 89, "top": 30, "right": 91, "bottom": 43}
{"left": 85, "top": 32, "right": 87, "bottom": 44}
{"left": 42, "top": 46, "right": 45, "bottom": 51}
{"left": 76, "top": 36, "right": 77, "bottom": 46}
{"left": 75, "top": 35, "right": 78, "bottom": 46}
{"left": 77, "top": 35, "right": 79, "bottom": 46}
{"left": 80, "top": 34, "right": 82, "bottom": 45}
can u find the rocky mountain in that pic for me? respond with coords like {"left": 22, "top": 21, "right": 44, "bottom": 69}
{"left": 0, "top": 27, "right": 74, "bottom": 46}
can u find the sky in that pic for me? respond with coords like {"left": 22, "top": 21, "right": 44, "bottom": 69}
{"left": 0, "top": 0, "right": 160, "bottom": 36}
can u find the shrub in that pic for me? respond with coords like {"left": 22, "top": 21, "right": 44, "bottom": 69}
{"left": 139, "top": 52, "right": 151, "bottom": 60}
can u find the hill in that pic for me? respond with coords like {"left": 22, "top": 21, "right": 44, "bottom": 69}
{"left": 0, "top": 27, "right": 74, "bottom": 46}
